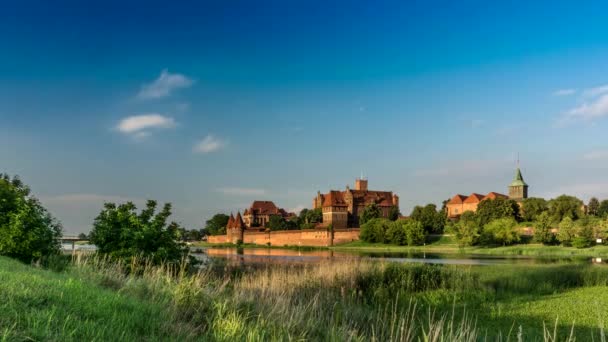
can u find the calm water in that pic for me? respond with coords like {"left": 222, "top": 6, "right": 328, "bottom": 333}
{"left": 196, "top": 247, "right": 605, "bottom": 266}
{"left": 61, "top": 244, "right": 606, "bottom": 266}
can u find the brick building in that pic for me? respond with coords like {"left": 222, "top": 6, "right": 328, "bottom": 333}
{"left": 313, "top": 178, "right": 399, "bottom": 228}
{"left": 446, "top": 167, "right": 528, "bottom": 218}
{"left": 242, "top": 201, "right": 295, "bottom": 228}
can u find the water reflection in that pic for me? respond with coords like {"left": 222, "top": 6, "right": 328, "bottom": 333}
{"left": 195, "top": 247, "right": 601, "bottom": 266}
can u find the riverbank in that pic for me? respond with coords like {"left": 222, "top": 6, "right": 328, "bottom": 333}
{"left": 1, "top": 255, "right": 608, "bottom": 340}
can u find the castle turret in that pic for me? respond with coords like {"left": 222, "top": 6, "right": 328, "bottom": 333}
{"left": 355, "top": 178, "right": 368, "bottom": 191}
{"left": 227, "top": 212, "right": 245, "bottom": 244}
{"left": 508, "top": 168, "right": 528, "bottom": 201}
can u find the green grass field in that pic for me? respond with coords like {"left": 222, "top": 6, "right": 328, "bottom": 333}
{"left": 1, "top": 255, "right": 607, "bottom": 341}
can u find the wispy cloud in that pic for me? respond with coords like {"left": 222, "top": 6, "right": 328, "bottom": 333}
{"left": 565, "top": 94, "right": 608, "bottom": 121}
{"left": 137, "top": 69, "right": 194, "bottom": 100}
{"left": 558, "top": 84, "right": 608, "bottom": 124}
{"left": 553, "top": 89, "right": 576, "bottom": 96}
{"left": 583, "top": 84, "right": 608, "bottom": 98}
{"left": 116, "top": 114, "right": 176, "bottom": 138}
{"left": 583, "top": 149, "right": 608, "bottom": 161}
{"left": 193, "top": 135, "right": 225, "bottom": 153}
{"left": 217, "top": 187, "right": 267, "bottom": 196}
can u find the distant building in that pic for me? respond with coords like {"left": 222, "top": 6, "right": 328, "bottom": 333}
{"left": 313, "top": 178, "right": 399, "bottom": 228}
{"left": 446, "top": 167, "right": 528, "bottom": 218}
{"left": 242, "top": 201, "right": 295, "bottom": 228}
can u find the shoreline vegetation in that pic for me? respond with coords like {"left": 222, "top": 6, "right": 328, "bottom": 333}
{"left": 193, "top": 236, "right": 608, "bottom": 258}
{"left": 2, "top": 254, "right": 608, "bottom": 340}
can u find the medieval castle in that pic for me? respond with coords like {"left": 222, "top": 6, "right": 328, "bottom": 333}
{"left": 208, "top": 168, "right": 531, "bottom": 246}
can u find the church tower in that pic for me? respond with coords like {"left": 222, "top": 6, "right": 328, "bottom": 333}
{"left": 508, "top": 167, "right": 528, "bottom": 201}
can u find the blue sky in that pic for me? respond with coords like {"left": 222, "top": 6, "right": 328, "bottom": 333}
{"left": 2, "top": 1, "right": 608, "bottom": 233}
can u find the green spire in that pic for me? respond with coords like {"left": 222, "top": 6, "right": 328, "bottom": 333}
{"left": 510, "top": 168, "right": 527, "bottom": 187}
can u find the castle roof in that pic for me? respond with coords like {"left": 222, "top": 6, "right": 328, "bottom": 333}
{"left": 322, "top": 191, "right": 348, "bottom": 207}
{"left": 484, "top": 192, "right": 508, "bottom": 200}
{"left": 233, "top": 212, "right": 245, "bottom": 229}
{"left": 510, "top": 168, "right": 528, "bottom": 187}
{"left": 227, "top": 214, "right": 235, "bottom": 229}
{"left": 249, "top": 201, "right": 280, "bottom": 215}
{"left": 447, "top": 194, "right": 467, "bottom": 204}
{"left": 464, "top": 193, "right": 485, "bottom": 203}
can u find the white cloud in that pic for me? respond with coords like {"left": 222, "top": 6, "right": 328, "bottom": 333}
{"left": 193, "top": 135, "right": 225, "bottom": 153}
{"left": 137, "top": 69, "right": 194, "bottom": 100}
{"left": 116, "top": 114, "right": 176, "bottom": 137}
{"left": 217, "top": 187, "right": 267, "bottom": 196}
{"left": 584, "top": 84, "right": 608, "bottom": 98}
{"left": 553, "top": 89, "right": 576, "bottom": 96}
{"left": 583, "top": 150, "right": 608, "bottom": 161}
{"left": 565, "top": 94, "right": 608, "bottom": 121}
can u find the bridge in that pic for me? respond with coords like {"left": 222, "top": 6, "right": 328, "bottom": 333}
{"left": 60, "top": 236, "right": 89, "bottom": 253}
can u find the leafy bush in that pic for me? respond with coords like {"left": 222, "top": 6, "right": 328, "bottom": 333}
{"left": 359, "top": 218, "right": 392, "bottom": 243}
{"left": 453, "top": 211, "right": 480, "bottom": 246}
{"left": 533, "top": 212, "right": 555, "bottom": 245}
{"left": 476, "top": 198, "right": 521, "bottom": 226}
{"left": 89, "top": 200, "right": 190, "bottom": 265}
{"left": 481, "top": 218, "right": 520, "bottom": 246}
{"left": 557, "top": 216, "right": 576, "bottom": 246}
{"left": 0, "top": 174, "right": 62, "bottom": 263}
{"left": 409, "top": 204, "right": 445, "bottom": 234}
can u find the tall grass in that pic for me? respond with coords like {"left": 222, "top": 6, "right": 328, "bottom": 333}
{"left": 1, "top": 254, "right": 608, "bottom": 340}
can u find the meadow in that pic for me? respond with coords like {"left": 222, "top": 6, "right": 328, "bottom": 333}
{"left": 1, "top": 254, "right": 607, "bottom": 341}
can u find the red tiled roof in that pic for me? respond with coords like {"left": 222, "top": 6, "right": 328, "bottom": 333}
{"left": 227, "top": 214, "right": 235, "bottom": 229}
{"left": 447, "top": 194, "right": 467, "bottom": 205}
{"left": 464, "top": 193, "right": 485, "bottom": 203}
{"left": 483, "top": 192, "right": 508, "bottom": 200}
{"left": 322, "top": 191, "right": 348, "bottom": 207}
{"left": 249, "top": 201, "right": 280, "bottom": 215}
{"left": 233, "top": 212, "right": 245, "bottom": 229}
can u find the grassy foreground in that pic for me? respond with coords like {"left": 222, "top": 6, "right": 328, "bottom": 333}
{"left": 1, "top": 255, "right": 608, "bottom": 341}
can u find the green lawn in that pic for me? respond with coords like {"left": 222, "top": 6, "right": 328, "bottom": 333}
{"left": 2, "top": 255, "right": 608, "bottom": 340}
{"left": 0, "top": 257, "right": 197, "bottom": 341}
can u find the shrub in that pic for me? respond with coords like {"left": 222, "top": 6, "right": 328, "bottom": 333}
{"left": 533, "top": 212, "right": 555, "bottom": 245}
{"left": 360, "top": 218, "right": 392, "bottom": 243}
{"left": 481, "top": 218, "right": 520, "bottom": 246}
{"left": 454, "top": 212, "right": 480, "bottom": 246}
{"left": 89, "top": 200, "right": 190, "bottom": 265}
{"left": 557, "top": 217, "right": 576, "bottom": 246}
{"left": 0, "top": 174, "right": 62, "bottom": 263}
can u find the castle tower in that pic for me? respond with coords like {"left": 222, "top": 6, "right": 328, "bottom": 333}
{"left": 227, "top": 212, "right": 245, "bottom": 244}
{"left": 508, "top": 167, "right": 528, "bottom": 201}
{"left": 355, "top": 178, "right": 368, "bottom": 191}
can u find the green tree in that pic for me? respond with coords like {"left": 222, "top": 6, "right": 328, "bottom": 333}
{"left": 588, "top": 197, "right": 600, "bottom": 216}
{"left": 360, "top": 203, "right": 381, "bottom": 226}
{"left": 557, "top": 216, "right": 576, "bottom": 246}
{"left": 89, "top": 200, "right": 189, "bottom": 265}
{"left": 305, "top": 208, "right": 323, "bottom": 225}
{"left": 385, "top": 221, "right": 406, "bottom": 245}
{"left": 454, "top": 211, "right": 480, "bottom": 247}
{"left": 549, "top": 195, "right": 583, "bottom": 223}
{"left": 410, "top": 204, "right": 445, "bottom": 234}
{"left": 388, "top": 205, "right": 401, "bottom": 221}
{"left": 359, "top": 218, "right": 391, "bottom": 243}
{"left": 533, "top": 212, "right": 555, "bottom": 245}
{"left": 77, "top": 233, "right": 89, "bottom": 240}
{"left": 482, "top": 218, "right": 520, "bottom": 246}
{"left": 267, "top": 215, "right": 287, "bottom": 231}
{"left": 598, "top": 200, "right": 608, "bottom": 218}
{"left": 521, "top": 197, "right": 548, "bottom": 222}
{"left": 476, "top": 198, "right": 520, "bottom": 226}
{"left": 401, "top": 220, "right": 426, "bottom": 246}
{"left": 202, "top": 213, "right": 230, "bottom": 236}
{"left": 0, "top": 174, "right": 62, "bottom": 263}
